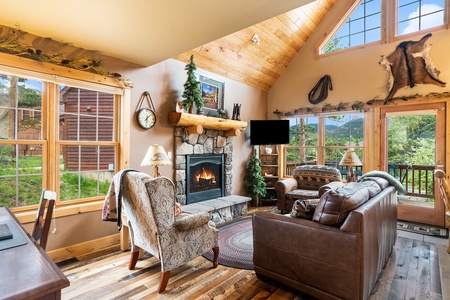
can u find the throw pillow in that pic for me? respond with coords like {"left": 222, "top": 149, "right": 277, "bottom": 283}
{"left": 290, "top": 199, "right": 320, "bottom": 220}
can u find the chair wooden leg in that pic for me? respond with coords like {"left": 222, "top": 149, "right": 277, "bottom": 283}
{"left": 212, "top": 246, "right": 219, "bottom": 268}
{"left": 158, "top": 271, "right": 170, "bottom": 293}
{"left": 128, "top": 250, "right": 139, "bottom": 270}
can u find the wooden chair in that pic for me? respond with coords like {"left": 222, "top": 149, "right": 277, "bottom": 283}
{"left": 32, "top": 190, "right": 56, "bottom": 250}
{"left": 434, "top": 169, "right": 450, "bottom": 253}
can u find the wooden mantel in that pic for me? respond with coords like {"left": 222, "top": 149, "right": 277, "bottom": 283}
{"left": 168, "top": 112, "right": 247, "bottom": 136}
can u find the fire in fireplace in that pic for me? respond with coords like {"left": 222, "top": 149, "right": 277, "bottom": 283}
{"left": 186, "top": 154, "right": 224, "bottom": 204}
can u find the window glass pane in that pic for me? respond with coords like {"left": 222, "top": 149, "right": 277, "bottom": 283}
{"left": 59, "top": 86, "right": 115, "bottom": 142}
{"left": 59, "top": 145, "right": 115, "bottom": 201}
{"left": 350, "top": 32, "right": 365, "bottom": 47}
{"left": 285, "top": 117, "right": 318, "bottom": 175}
{"left": 350, "top": 5, "right": 364, "bottom": 20}
{"left": 366, "top": 28, "right": 381, "bottom": 43}
{"left": 0, "top": 75, "right": 43, "bottom": 140}
{"left": 325, "top": 114, "right": 364, "bottom": 147}
{"left": 366, "top": 13, "right": 381, "bottom": 30}
{"left": 366, "top": 0, "right": 381, "bottom": 15}
{"left": 288, "top": 117, "right": 318, "bottom": 147}
{"left": 350, "top": 19, "right": 365, "bottom": 35}
{"left": 0, "top": 143, "right": 43, "bottom": 208}
{"left": 397, "top": 0, "right": 445, "bottom": 36}
{"left": 324, "top": 148, "right": 343, "bottom": 168}
{"left": 322, "top": 0, "right": 381, "bottom": 54}
{"left": 285, "top": 147, "right": 317, "bottom": 175}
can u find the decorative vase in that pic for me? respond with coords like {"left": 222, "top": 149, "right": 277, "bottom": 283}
{"left": 265, "top": 147, "right": 272, "bottom": 154}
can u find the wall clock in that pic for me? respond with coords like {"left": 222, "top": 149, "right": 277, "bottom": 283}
{"left": 136, "top": 91, "right": 157, "bottom": 129}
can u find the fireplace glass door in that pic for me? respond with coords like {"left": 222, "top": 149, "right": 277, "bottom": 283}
{"left": 186, "top": 154, "right": 224, "bottom": 204}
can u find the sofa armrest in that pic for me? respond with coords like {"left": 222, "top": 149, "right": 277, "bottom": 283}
{"left": 318, "top": 181, "right": 344, "bottom": 198}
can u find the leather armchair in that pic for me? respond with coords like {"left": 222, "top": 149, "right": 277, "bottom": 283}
{"left": 119, "top": 172, "right": 219, "bottom": 292}
{"left": 275, "top": 165, "right": 343, "bottom": 212}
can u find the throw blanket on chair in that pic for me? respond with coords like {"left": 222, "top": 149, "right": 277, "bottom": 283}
{"left": 357, "top": 171, "right": 407, "bottom": 194}
{"left": 102, "top": 169, "right": 139, "bottom": 230}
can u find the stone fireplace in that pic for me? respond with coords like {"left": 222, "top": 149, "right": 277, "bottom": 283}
{"left": 174, "top": 127, "right": 233, "bottom": 205}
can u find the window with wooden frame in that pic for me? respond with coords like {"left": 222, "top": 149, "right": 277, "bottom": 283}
{"left": 394, "top": 0, "right": 447, "bottom": 38}
{"left": 318, "top": 0, "right": 448, "bottom": 55}
{"left": 285, "top": 113, "right": 365, "bottom": 180}
{"left": 0, "top": 68, "right": 124, "bottom": 210}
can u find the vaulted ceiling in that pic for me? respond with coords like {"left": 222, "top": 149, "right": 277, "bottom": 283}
{"left": 175, "top": 0, "right": 336, "bottom": 91}
{"left": 0, "top": 0, "right": 336, "bottom": 92}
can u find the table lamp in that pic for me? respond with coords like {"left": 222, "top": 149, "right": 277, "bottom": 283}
{"left": 339, "top": 149, "right": 362, "bottom": 182}
{"left": 140, "top": 144, "right": 172, "bottom": 177}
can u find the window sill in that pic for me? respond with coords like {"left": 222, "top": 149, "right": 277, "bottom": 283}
{"left": 14, "top": 200, "right": 105, "bottom": 224}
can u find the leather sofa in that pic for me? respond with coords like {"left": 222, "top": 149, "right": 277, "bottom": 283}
{"left": 253, "top": 177, "right": 398, "bottom": 300}
{"left": 275, "top": 165, "right": 343, "bottom": 213}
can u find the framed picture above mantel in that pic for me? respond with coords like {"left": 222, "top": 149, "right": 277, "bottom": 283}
{"left": 199, "top": 75, "right": 224, "bottom": 117}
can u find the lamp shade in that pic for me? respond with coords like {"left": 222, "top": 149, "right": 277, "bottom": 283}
{"left": 140, "top": 144, "right": 172, "bottom": 167}
{"left": 339, "top": 149, "right": 362, "bottom": 167}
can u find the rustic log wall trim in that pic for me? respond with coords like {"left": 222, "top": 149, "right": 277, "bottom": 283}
{"left": 273, "top": 92, "right": 450, "bottom": 118}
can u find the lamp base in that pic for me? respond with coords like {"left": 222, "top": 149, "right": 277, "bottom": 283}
{"left": 153, "top": 166, "right": 159, "bottom": 178}
{"left": 347, "top": 167, "right": 357, "bottom": 182}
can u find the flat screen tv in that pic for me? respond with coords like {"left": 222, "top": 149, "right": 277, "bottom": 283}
{"left": 250, "top": 120, "right": 290, "bottom": 145}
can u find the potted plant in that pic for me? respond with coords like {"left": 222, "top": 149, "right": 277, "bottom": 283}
{"left": 244, "top": 151, "right": 267, "bottom": 206}
{"left": 181, "top": 55, "right": 203, "bottom": 114}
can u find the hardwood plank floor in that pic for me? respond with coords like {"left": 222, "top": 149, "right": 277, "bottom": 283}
{"left": 60, "top": 207, "right": 450, "bottom": 300}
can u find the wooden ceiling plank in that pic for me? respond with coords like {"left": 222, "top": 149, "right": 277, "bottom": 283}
{"left": 174, "top": 0, "right": 338, "bottom": 92}
{"left": 199, "top": 44, "right": 266, "bottom": 77}
{"left": 193, "top": 49, "right": 274, "bottom": 91}
{"left": 223, "top": 34, "right": 285, "bottom": 75}
{"left": 273, "top": 15, "right": 309, "bottom": 44}
{"left": 232, "top": 31, "right": 292, "bottom": 68}
{"left": 298, "top": 7, "right": 322, "bottom": 33}
{"left": 221, "top": 36, "right": 281, "bottom": 75}
{"left": 244, "top": 25, "right": 297, "bottom": 62}
{"left": 285, "top": 10, "right": 300, "bottom": 25}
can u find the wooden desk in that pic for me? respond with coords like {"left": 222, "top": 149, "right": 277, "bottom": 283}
{"left": 0, "top": 207, "right": 69, "bottom": 300}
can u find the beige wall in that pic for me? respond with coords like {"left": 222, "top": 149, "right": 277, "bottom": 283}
{"left": 268, "top": 0, "right": 450, "bottom": 115}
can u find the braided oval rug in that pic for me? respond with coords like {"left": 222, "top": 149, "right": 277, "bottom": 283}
{"left": 203, "top": 217, "right": 254, "bottom": 270}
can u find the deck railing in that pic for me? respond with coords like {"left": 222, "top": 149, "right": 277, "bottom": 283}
{"left": 388, "top": 164, "right": 435, "bottom": 200}
{"left": 286, "top": 162, "right": 435, "bottom": 200}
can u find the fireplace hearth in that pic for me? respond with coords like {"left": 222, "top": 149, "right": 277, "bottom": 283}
{"left": 186, "top": 154, "right": 224, "bottom": 204}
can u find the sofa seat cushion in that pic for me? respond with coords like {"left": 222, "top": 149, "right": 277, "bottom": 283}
{"left": 313, "top": 180, "right": 383, "bottom": 226}
{"left": 292, "top": 165, "right": 342, "bottom": 190}
{"left": 290, "top": 199, "right": 320, "bottom": 219}
{"left": 286, "top": 189, "right": 319, "bottom": 200}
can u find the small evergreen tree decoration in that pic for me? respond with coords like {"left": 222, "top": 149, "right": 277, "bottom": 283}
{"left": 181, "top": 55, "right": 203, "bottom": 113}
{"left": 244, "top": 151, "right": 267, "bottom": 206}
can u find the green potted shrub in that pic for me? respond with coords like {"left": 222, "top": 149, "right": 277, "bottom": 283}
{"left": 181, "top": 55, "right": 203, "bottom": 114}
{"left": 244, "top": 152, "right": 266, "bottom": 206}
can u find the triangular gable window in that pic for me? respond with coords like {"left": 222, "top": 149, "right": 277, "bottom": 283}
{"left": 321, "top": 0, "right": 381, "bottom": 54}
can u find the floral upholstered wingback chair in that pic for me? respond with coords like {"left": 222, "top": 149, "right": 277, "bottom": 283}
{"left": 120, "top": 172, "right": 219, "bottom": 293}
